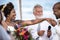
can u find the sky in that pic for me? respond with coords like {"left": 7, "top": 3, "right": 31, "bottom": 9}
{"left": 22, "top": 0, "right": 60, "bottom": 20}
{"left": 0, "top": 0, "right": 20, "bottom": 20}
{"left": 0, "top": 0, "right": 60, "bottom": 20}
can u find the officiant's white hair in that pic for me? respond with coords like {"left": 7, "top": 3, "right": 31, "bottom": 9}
{"left": 33, "top": 4, "right": 42, "bottom": 11}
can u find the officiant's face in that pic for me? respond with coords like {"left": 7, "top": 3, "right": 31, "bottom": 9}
{"left": 53, "top": 2, "right": 60, "bottom": 19}
{"left": 33, "top": 6, "right": 43, "bottom": 19}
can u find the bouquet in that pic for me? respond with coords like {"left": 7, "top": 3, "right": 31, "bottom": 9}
{"left": 13, "top": 24, "right": 32, "bottom": 40}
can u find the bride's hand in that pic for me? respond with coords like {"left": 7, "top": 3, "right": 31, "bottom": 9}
{"left": 45, "top": 18, "right": 57, "bottom": 26}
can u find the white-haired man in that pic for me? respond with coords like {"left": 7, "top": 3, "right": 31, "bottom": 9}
{"left": 27, "top": 4, "right": 57, "bottom": 40}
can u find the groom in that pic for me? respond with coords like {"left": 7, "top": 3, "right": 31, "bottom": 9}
{"left": 52, "top": 2, "right": 60, "bottom": 40}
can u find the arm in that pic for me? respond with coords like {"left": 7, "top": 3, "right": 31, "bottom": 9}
{"left": 22, "top": 19, "right": 45, "bottom": 26}
{"left": 16, "top": 18, "right": 45, "bottom": 26}
{"left": 46, "top": 18, "right": 57, "bottom": 26}
{"left": 14, "top": 18, "right": 57, "bottom": 27}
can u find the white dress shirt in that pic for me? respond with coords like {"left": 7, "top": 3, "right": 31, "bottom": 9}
{"left": 38, "top": 20, "right": 56, "bottom": 40}
{"left": 25, "top": 13, "right": 57, "bottom": 40}
{"left": 26, "top": 20, "right": 56, "bottom": 40}
{"left": 53, "top": 19, "right": 60, "bottom": 40}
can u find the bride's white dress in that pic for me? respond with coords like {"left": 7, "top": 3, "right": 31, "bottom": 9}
{"left": 7, "top": 26, "right": 15, "bottom": 40}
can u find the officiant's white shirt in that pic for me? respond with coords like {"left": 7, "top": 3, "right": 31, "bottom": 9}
{"left": 26, "top": 21, "right": 56, "bottom": 40}
{"left": 25, "top": 13, "right": 57, "bottom": 40}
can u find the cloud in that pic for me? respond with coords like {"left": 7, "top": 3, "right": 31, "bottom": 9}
{"left": 0, "top": 0, "right": 60, "bottom": 20}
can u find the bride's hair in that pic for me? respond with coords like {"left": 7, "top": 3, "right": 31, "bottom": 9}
{"left": 0, "top": 11, "right": 3, "bottom": 24}
{"left": 0, "top": 5, "right": 4, "bottom": 24}
{"left": 3, "top": 2, "right": 14, "bottom": 18}
{"left": 0, "top": 5, "right": 4, "bottom": 11}
{"left": 0, "top": 2, "right": 14, "bottom": 24}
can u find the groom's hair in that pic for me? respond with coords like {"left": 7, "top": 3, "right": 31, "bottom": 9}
{"left": 53, "top": 2, "right": 60, "bottom": 10}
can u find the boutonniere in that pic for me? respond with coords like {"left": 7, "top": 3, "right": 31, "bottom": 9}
{"left": 58, "top": 20, "right": 60, "bottom": 26}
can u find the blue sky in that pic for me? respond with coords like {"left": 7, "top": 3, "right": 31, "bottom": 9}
{"left": 22, "top": 0, "right": 60, "bottom": 20}
{"left": 0, "top": 0, "right": 60, "bottom": 20}
{"left": 0, "top": 0, "right": 20, "bottom": 20}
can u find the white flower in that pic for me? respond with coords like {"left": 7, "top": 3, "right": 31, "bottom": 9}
{"left": 7, "top": 26, "right": 15, "bottom": 32}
